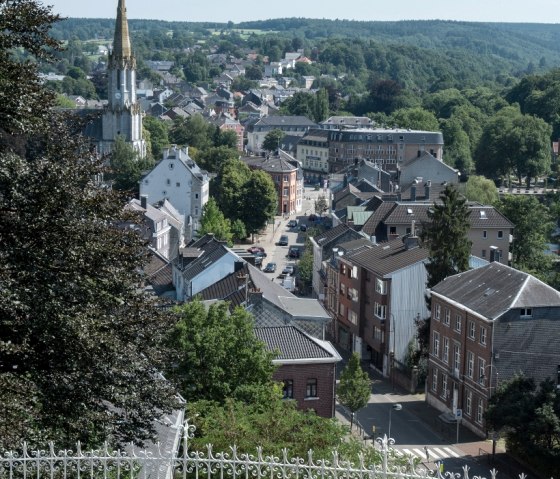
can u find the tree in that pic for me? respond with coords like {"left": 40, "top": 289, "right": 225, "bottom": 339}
{"left": 464, "top": 175, "right": 499, "bottom": 205}
{"left": 212, "top": 158, "right": 251, "bottom": 222}
{"left": 390, "top": 107, "right": 439, "bottom": 131}
{"left": 0, "top": 0, "right": 179, "bottom": 449}
{"left": 241, "top": 169, "right": 278, "bottom": 237}
{"left": 170, "top": 300, "right": 277, "bottom": 403}
{"left": 231, "top": 218, "right": 247, "bottom": 242}
{"left": 496, "top": 195, "right": 552, "bottom": 274}
{"left": 262, "top": 128, "right": 285, "bottom": 152}
{"left": 198, "top": 197, "right": 233, "bottom": 245}
{"left": 297, "top": 250, "right": 314, "bottom": 294}
{"left": 421, "top": 185, "right": 472, "bottom": 291}
{"left": 109, "top": 135, "right": 153, "bottom": 192}
{"left": 196, "top": 145, "right": 239, "bottom": 173}
{"left": 315, "top": 195, "right": 328, "bottom": 215}
{"left": 143, "top": 115, "right": 169, "bottom": 160}
{"left": 337, "top": 353, "right": 372, "bottom": 428}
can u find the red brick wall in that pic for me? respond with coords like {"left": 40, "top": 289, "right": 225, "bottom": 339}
{"left": 273, "top": 363, "right": 336, "bottom": 418}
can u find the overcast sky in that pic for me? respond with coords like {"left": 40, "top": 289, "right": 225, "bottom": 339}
{"left": 45, "top": 0, "right": 560, "bottom": 24}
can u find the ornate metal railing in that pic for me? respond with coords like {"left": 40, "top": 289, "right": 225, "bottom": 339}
{"left": 0, "top": 421, "right": 530, "bottom": 479}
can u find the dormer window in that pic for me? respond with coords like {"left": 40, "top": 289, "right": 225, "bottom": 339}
{"left": 520, "top": 308, "right": 532, "bottom": 318}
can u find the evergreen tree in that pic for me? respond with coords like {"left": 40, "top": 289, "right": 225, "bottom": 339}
{"left": 337, "top": 353, "right": 372, "bottom": 428}
{"left": 420, "top": 185, "right": 472, "bottom": 291}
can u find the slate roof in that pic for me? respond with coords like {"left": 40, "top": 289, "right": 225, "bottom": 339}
{"left": 349, "top": 237, "right": 428, "bottom": 277}
{"left": 254, "top": 115, "right": 318, "bottom": 128}
{"left": 361, "top": 202, "right": 395, "bottom": 236}
{"left": 468, "top": 205, "right": 514, "bottom": 229}
{"left": 242, "top": 154, "right": 298, "bottom": 173}
{"left": 383, "top": 203, "right": 431, "bottom": 225}
{"left": 431, "top": 262, "right": 560, "bottom": 320}
{"left": 177, "top": 236, "right": 230, "bottom": 281}
{"left": 143, "top": 250, "right": 173, "bottom": 294}
{"left": 255, "top": 326, "right": 341, "bottom": 362}
{"left": 313, "top": 224, "right": 357, "bottom": 247}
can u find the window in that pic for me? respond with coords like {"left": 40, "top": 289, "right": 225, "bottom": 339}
{"left": 454, "top": 345, "right": 460, "bottom": 372}
{"left": 455, "top": 314, "right": 462, "bottom": 332}
{"left": 348, "top": 288, "right": 359, "bottom": 302}
{"left": 375, "top": 278, "right": 387, "bottom": 294}
{"left": 443, "top": 337, "right": 449, "bottom": 363}
{"left": 166, "top": 179, "right": 171, "bottom": 185}
{"left": 340, "top": 283, "right": 346, "bottom": 295}
{"left": 431, "top": 368, "right": 438, "bottom": 392}
{"left": 283, "top": 187, "right": 288, "bottom": 197}
{"left": 467, "top": 351, "right": 474, "bottom": 378}
{"left": 373, "top": 326, "right": 384, "bottom": 342}
{"left": 282, "top": 380, "right": 293, "bottom": 399}
{"left": 348, "top": 310, "right": 358, "bottom": 325}
{"left": 444, "top": 308, "right": 450, "bottom": 326}
{"left": 351, "top": 266, "right": 358, "bottom": 279}
{"left": 483, "top": 230, "right": 487, "bottom": 238}
{"left": 498, "top": 230, "right": 503, "bottom": 239}
{"left": 468, "top": 321, "right": 475, "bottom": 339}
{"left": 466, "top": 390, "right": 472, "bottom": 416}
{"left": 169, "top": 163, "right": 174, "bottom": 170}
{"left": 480, "top": 326, "right": 487, "bottom": 346}
{"left": 374, "top": 302, "right": 386, "bottom": 319}
{"left": 520, "top": 308, "right": 533, "bottom": 318}
{"left": 442, "top": 374, "right": 448, "bottom": 399}
{"left": 482, "top": 249, "right": 486, "bottom": 258}
{"left": 433, "top": 331, "right": 440, "bottom": 357}
{"left": 283, "top": 175, "right": 288, "bottom": 182}
{"left": 306, "top": 378, "right": 317, "bottom": 398}
{"left": 476, "top": 399, "right": 484, "bottom": 424}
{"left": 339, "top": 303, "right": 346, "bottom": 317}
{"left": 176, "top": 182, "right": 180, "bottom": 187}
{"left": 478, "top": 358, "right": 486, "bottom": 383}
{"left": 435, "top": 304, "right": 441, "bottom": 320}
{"left": 195, "top": 193, "right": 199, "bottom": 199}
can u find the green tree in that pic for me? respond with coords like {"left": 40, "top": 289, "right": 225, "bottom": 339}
{"left": 143, "top": 115, "right": 169, "bottom": 160}
{"left": 337, "top": 353, "right": 371, "bottom": 428}
{"left": 441, "top": 116, "right": 474, "bottom": 173}
{"left": 421, "top": 185, "right": 472, "bottom": 290}
{"left": 170, "top": 300, "right": 277, "bottom": 403}
{"left": 390, "top": 107, "right": 439, "bottom": 131}
{"left": 262, "top": 128, "right": 285, "bottom": 152}
{"left": 231, "top": 218, "right": 247, "bottom": 242}
{"left": 212, "top": 158, "right": 251, "bottom": 221}
{"left": 196, "top": 145, "right": 239, "bottom": 173}
{"left": 496, "top": 195, "right": 552, "bottom": 274}
{"left": 241, "top": 169, "right": 278, "bottom": 237}
{"left": 109, "top": 135, "right": 153, "bottom": 193}
{"left": 464, "top": 175, "right": 499, "bottom": 205}
{"left": 297, "top": 250, "right": 314, "bottom": 294}
{"left": 198, "top": 197, "right": 233, "bottom": 245}
{"left": 315, "top": 195, "right": 328, "bottom": 215}
{"left": 0, "top": 1, "right": 179, "bottom": 449}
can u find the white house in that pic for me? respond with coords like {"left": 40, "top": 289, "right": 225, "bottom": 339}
{"left": 140, "top": 145, "right": 209, "bottom": 241}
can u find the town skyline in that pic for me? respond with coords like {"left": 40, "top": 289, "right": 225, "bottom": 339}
{"left": 46, "top": 0, "right": 560, "bottom": 24}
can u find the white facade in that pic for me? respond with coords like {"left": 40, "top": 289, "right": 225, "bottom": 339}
{"left": 140, "top": 146, "right": 209, "bottom": 240}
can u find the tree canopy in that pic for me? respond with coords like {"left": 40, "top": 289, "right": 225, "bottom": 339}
{"left": 262, "top": 128, "right": 285, "bottom": 152}
{"left": 337, "top": 353, "right": 371, "bottom": 427}
{"left": 198, "top": 197, "right": 233, "bottom": 245}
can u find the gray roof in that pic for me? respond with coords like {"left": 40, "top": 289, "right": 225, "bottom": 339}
{"left": 431, "top": 263, "right": 560, "bottom": 320}
{"left": 313, "top": 223, "right": 361, "bottom": 248}
{"left": 254, "top": 115, "right": 318, "bottom": 128}
{"left": 328, "top": 128, "right": 444, "bottom": 144}
{"left": 255, "top": 326, "right": 341, "bottom": 363}
{"left": 468, "top": 205, "right": 514, "bottom": 229}
{"left": 277, "top": 297, "right": 330, "bottom": 321}
{"left": 349, "top": 237, "right": 428, "bottom": 277}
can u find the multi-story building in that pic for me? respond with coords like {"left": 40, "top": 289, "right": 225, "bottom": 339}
{"left": 140, "top": 145, "right": 209, "bottom": 240}
{"left": 211, "top": 113, "right": 244, "bottom": 151}
{"left": 427, "top": 261, "right": 560, "bottom": 437}
{"left": 319, "top": 116, "right": 375, "bottom": 130}
{"left": 246, "top": 115, "right": 318, "bottom": 153}
{"left": 328, "top": 128, "right": 444, "bottom": 173}
{"left": 296, "top": 129, "right": 330, "bottom": 184}
{"left": 243, "top": 150, "right": 303, "bottom": 215}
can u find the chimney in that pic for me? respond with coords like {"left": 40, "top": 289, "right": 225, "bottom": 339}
{"left": 370, "top": 235, "right": 377, "bottom": 245}
{"left": 140, "top": 194, "right": 148, "bottom": 209}
{"left": 404, "top": 235, "right": 419, "bottom": 250}
{"left": 410, "top": 180, "right": 417, "bottom": 201}
{"left": 425, "top": 180, "right": 431, "bottom": 199}
{"left": 490, "top": 246, "right": 501, "bottom": 263}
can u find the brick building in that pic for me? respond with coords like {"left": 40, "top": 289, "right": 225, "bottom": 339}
{"left": 427, "top": 262, "right": 560, "bottom": 437}
{"left": 255, "top": 326, "right": 341, "bottom": 418}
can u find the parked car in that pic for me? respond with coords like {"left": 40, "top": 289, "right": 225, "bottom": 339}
{"left": 247, "top": 246, "right": 265, "bottom": 254}
{"left": 288, "top": 247, "right": 300, "bottom": 258}
{"left": 254, "top": 251, "right": 267, "bottom": 258}
{"left": 263, "top": 262, "right": 277, "bottom": 273}
{"left": 299, "top": 224, "right": 307, "bottom": 232}
{"left": 287, "top": 219, "right": 298, "bottom": 228}
{"left": 282, "top": 265, "right": 294, "bottom": 276}
{"left": 278, "top": 235, "right": 289, "bottom": 246}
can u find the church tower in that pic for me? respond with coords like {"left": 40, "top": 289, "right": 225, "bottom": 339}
{"left": 99, "top": 0, "right": 146, "bottom": 158}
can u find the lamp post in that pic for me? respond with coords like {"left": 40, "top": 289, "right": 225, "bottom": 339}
{"left": 388, "top": 403, "right": 402, "bottom": 439}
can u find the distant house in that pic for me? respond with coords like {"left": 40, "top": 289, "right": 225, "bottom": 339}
{"left": 140, "top": 145, "right": 209, "bottom": 240}
{"left": 246, "top": 115, "right": 318, "bottom": 153}
{"left": 296, "top": 129, "right": 330, "bottom": 184}
{"left": 399, "top": 152, "right": 459, "bottom": 187}
{"left": 211, "top": 113, "right": 244, "bottom": 151}
{"left": 320, "top": 116, "right": 374, "bottom": 130}
{"left": 255, "top": 326, "right": 341, "bottom": 418}
{"left": 427, "top": 261, "right": 560, "bottom": 437}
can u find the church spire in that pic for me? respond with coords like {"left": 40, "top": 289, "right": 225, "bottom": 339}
{"left": 112, "top": 0, "right": 132, "bottom": 61}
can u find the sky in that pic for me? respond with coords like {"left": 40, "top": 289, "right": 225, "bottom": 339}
{"left": 45, "top": 0, "right": 560, "bottom": 24}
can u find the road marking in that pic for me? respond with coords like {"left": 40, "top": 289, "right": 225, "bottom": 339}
{"left": 443, "top": 447, "right": 461, "bottom": 458}
{"left": 431, "top": 447, "right": 447, "bottom": 459}
{"left": 401, "top": 448, "right": 414, "bottom": 457}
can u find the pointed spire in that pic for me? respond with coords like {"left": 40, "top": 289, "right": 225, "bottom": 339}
{"left": 113, "top": 0, "right": 132, "bottom": 60}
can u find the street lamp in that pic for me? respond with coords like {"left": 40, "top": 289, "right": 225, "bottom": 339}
{"left": 388, "top": 403, "right": 402, "bottom": 439}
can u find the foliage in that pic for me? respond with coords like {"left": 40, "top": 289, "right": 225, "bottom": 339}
{"left": 485, "top": 375, "right": 560, "bottom": 477}
{"left": 0, "top": 1, "right": 179, "bottom": 449}
{"left": 143, "top": 115, "right": 169, "bottom": 160}
{"left": 231, "top": 218, "right": 247, "bottom": 242}
{"left": 297, "top": 250, "right": 314, "bottom": 294}
{"left": 281, "top": 89, "right": 329, "bottom": 122}
{"left": 169, "top": 114, "right": 213, "bottom": 150}
{"left": 109, "top": 135, "right": 153, "bottom": 193}
{"left": 337, "top": 353, "right": 371, "bottom": 426}
{"left": 195, "top": 145, "right": 239, "bottom": 173}
{"left": 420, "top": 185, "right": 472, "bottom": 291}
{"left": 496, "top": 195, "right": 552, "bottom": 274}
{"left": 187, "top": 395, "right": 383, "bottom": 465}
{"left": 390, "top": 107, "right": 439, "bottom": 131}
{"left": 314, "top": 195, "right": 328, "bottom": 215}
{"left": 262, "top": 128, "right": 285, "bottom": 152}
{"left": 169, "top": 300, "right": 277, "bottom": 403}
{"left": 198, "top": 198, "right": 233, "bottom": 245}
{"left": 464, "top": 175, "right": 499, "bottom": 205}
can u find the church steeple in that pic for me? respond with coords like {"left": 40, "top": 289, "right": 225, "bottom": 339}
{"left": 112, "top": 0, "right": 132, "bottom": 61}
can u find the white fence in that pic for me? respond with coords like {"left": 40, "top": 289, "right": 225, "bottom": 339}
{"left": 0, "top": 421, "right": 529, "bottom": 479}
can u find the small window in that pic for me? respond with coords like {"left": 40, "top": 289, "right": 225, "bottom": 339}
{"left": 374, "top": 302, "right": 386, "bottom": 320}
{"left": 435, "top": 304, "right": 441, "bottom": 320}
{"left": 433, "top": 331, "right": 440, "bottom": 357}
{"left": 282, "top": 380, "right": 293, "bottom": 399}
{"left": 498, "top": 230, "right": 504, "bottom": 239}
{"left": 431, "top": 368, "right": 438, "bottom": 392}
{"left": 520, "top": 308, "right": 533, "bottom": 318}
{"left": 176, "top": 182, "right": 180, "bottom": 187}
{"left": 169, "top": 163, "right": 174, "bottom": 170}
{"left": 480, "top": 327, "right": 487, "bottom": 346}
{"left": 306, "top": 378, "right": 317, "bottom": 398}
{"left": 483, "top": 230, "right": 487, "bottom": 239}
{"left": 468, "top": 321, "right": 475, "bottom": 339}
{"left": 166, "top": 179, "right": 171, "bottom": 185}
{"left": 375, "top": 279, "right": 387, "bottom": 295}
{"left": 443, "top": 337, "right": 449, "bottom": 364}
{"left": 466, "top": 390, "right": 472, "bottom": 416}
{"left": 476, "top": 399, "right": 484, "bottom": 424}
{"left": 195, "top": 193, "right": 199, "bottom": 199}
{"left": 455, "top": 315, "right": 462, "bottom": 332}
{"left": 467, "top": 351, "right": 474, "bottom": 378}
{"left": 444, "top": 308, "right": 450, "bottom": 326}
